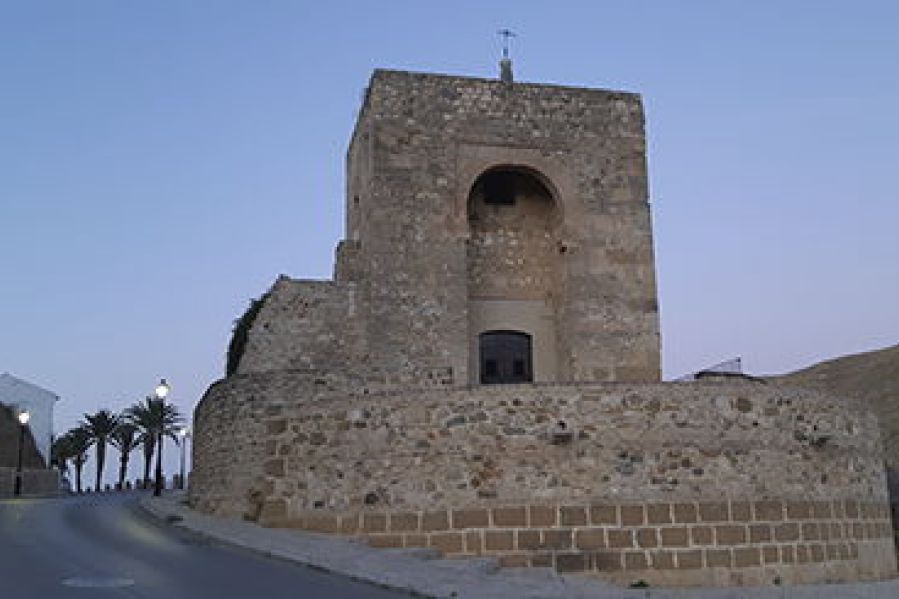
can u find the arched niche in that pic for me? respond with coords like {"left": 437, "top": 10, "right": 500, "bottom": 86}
{"left": 466, "top": 166, "right": 562, "bottom": 384}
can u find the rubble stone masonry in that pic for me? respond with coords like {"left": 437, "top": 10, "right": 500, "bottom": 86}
{"left": 191, "top": 377, "right": 896, "bottom": 586}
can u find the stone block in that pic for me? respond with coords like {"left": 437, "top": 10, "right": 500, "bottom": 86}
{"left": 787, "top": 501, "right": 813, "bottom": 520}
{"left": 624, "top": 551, "right": 649, "bottom": 570}
{"left": 452, "top": 508, "right": 489, "bottom": 529}
{"left": 389, "top": 511, "right": 420, "bottom": 532}
{"left": 560, "top": 505, "right": 587, "bottom": 526}
{"left": 529, "top": 505, "right": 557, "bottom": 527}
{"left": 754, "top": 501, "right": 784, "bottom": 521}
{"left": 650, "top": 550, "right": 675, "bottom": 570}
{"left": 813, "top": 501, "right": 833, "bottom": 519}
{"left": 715, "top": 525, "right": 746, "bottom": 545}
{"left": 774, "top": 523, "right": 799, "bottom": 542}
{"left": 485, "top": 530, "right": 514, "bottom": 551}
{"left": 530, "top": 553, "right": 553, "bottom": 568}
{"left": 731, "top": 502, "right": 751, "bottom": 522}
{"left": 362, "top": 512, "right": 387, "bottom": 533}
{"left": 660, "top": 527, "right": 688, "bottom": 548}
{"left": 698, "top": 502, "right": 728, "bottom": 522}
{"left": 556, "top": 553, "right": 589, "bottom": 572}
{"left": 677, "top": 550, "right": 702, "bottom": 569}
{"left": 636, "top": 528, "right": 658, "bottom": 548}
{"left": 593, "top": 551, "right": 623, "bottom": 571}
{"left": 464, "top": 530, "right": 483, "bottom": 554}
{"left": 608, "top": 529, "right": 634, "bottom": 549}
{"left": 673, "top": 503, "right": 698, "bottom": 524}
{"left": 575, "top": 528, "right": 606, "bottom": 550}
{"left": 733, "top": 547, "right": 761, "bottom": 567}
{"left": 492, "top": 506, "right": 526, "bottom": 527}
{"left": 518, "top": 530, "right": 541, "bottom": 550}
{"left": 542, "top": 529, "right": 572, "bottom": 550}
{"left": 498, "top": 554, "right": 529, "bottom": 567}
{"left": 422, "top": 510, "right": 449, "bottom": 531}
{"left": 801, "top": 522, "right": 820, "bottom": 541}
{"left": 429, "top": 532, "right": 464, "bottom": 554}
{"left": 646, "top": 503, "right": 672, "bottom": 525}
{"left": 691, "top": 526, "right": 713, "bottom": 546}
{"left": 621, "top": 505, "right": 645, "bottom": 526}
{"left": 590, "top": 504, "right": 617, "bottom": 525}
{"left": 706, "top": 549, "right": 731, "bottom": 568}
{"left": 749, "top": 524, "right": 772, "bottom": 543}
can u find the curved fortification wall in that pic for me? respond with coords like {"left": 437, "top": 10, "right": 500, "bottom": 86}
{"left": 191, "top": 376, "right": 896, "bottom": 587}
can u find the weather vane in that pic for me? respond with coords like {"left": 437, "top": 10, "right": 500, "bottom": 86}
{"left": 497, "top": 28, "right": 516, "bottom": 60}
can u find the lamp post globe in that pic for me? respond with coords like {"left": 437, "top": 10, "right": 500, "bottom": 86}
{"left": 153, "top": 379, "right": 170, "bottom": 497}
{"left": 14, "top": 409, "right": 31, "bottom": 496}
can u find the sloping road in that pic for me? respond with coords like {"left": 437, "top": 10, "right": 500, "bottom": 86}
{"left": 0, "top": 493, "right": 407, "bottom": 598}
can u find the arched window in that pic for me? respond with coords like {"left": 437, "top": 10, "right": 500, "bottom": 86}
{"left": 479, "top": 331, "right": 533, "bottom": 384}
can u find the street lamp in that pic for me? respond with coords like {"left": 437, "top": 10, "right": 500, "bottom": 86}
{"left": 177, "top": 427, "right": 190, "bottom": 490}
{"left": 153, "top": 379, "right": 169, "bottom": 497}
{"left": 14, "top": 410, "right": 31, "bottom": 497}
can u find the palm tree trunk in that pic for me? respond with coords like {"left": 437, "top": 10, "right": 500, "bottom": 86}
{"left": 118, "top": 452, "right": 128, "bottom": 489}
{"left": 154, "top": 432, "right": 164, "bottom": 496}
{"left": 143, "top": 438, "right": 155, "bottom": 488}
{"left": 95, "top": 441, "right": 106, "bottom": 492}
{"left": 75, "top": 461, "right": 83, "bottom": 493}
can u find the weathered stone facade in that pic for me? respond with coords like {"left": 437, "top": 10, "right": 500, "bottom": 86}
{"left": 236, "top": 69, "right": 660, "bottom": 385}
{"left": 191, "top": 69, "right": 896, "bottom": 586}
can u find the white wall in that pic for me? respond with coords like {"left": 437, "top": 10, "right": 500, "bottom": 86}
{"left": 0, "top": 373, "right": 58, "bottom": 466}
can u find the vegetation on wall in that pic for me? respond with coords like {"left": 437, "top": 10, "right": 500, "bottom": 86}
{"left": 226, "top": 293, "right": 270, "bottom": 377}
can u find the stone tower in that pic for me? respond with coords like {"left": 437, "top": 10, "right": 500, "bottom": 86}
{"left": 237, "top": 69, "right": 661, "bottom": 386}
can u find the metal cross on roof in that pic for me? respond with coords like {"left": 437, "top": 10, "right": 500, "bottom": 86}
{"left": 497, "top": 29, "right": 517, "bottom": 59}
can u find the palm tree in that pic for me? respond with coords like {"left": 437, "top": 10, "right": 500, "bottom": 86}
{"left": 63, "top": 427, "right": 91, "bottom": 493}
{"left": 127, "top": 396, "right": 182, "bottom": 493}
{"left": 51, "top": 434, "right": 72, "bottom": 472}
{"left": 80, "top": 409, "right": 121, "bottom": 492}
{"left": 109, "top": 421, "right": 140, "bottom": 489}
{"left": 127, "top": 397, "right": 158, "bottom": 488}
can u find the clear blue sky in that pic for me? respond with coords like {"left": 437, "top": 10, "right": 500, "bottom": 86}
{"left": 2, "top": 1, "right": 897, "bottom": 485}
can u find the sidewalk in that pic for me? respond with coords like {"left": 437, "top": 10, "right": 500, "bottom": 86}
{"left": 140, "top": 493, "right": 899, "bottom": 599}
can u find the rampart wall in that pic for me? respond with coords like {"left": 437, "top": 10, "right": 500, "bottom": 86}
{"left": 190, "top": 376, "right": 896, "bottom": 586}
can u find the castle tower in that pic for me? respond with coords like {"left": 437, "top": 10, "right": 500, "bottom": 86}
{"left": 239, "top": 69, "right": 661, "bottom": 386}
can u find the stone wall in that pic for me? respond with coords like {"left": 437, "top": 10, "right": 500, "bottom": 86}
{"left": 190, "top": 376, "right": 896, "bottom": 585}
{"left": 236, "top": 277, "right": 364, "bottom": 376}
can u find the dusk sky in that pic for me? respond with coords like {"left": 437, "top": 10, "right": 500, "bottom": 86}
{"left": 2, "top": 1, "right": 897, "bottom": 486}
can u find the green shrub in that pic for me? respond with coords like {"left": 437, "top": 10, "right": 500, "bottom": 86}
{"left": 226, "top": 292, "right": 269, "bottom": 376}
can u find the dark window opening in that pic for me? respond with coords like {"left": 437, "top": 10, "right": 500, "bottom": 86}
{"left": 479, "top": 330, "right": 533, "bottom": 384}
{"left": 483, "top": 171, "right": 516, "bottom": 205}
{"left": 473, "top": 169, "right": 552, "bottom": 207}
{"left": 484, "top": 359, "right": 498, "bottom": 377}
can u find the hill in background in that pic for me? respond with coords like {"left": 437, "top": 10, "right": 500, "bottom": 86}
{"left": 777, "top": 342, "right": 899, "bottom": 469}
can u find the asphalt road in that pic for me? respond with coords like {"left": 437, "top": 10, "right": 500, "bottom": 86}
{"left": 0, "top": 493, "right": 408, "bottom": 599}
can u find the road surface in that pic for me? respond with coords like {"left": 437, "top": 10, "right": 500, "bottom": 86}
{"left": 0, "top": 493, "right": 408, "bottom": 598}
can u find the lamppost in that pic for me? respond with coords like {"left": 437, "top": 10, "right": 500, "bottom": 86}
{"left": 153, "top": 378, "right": 169, "bottom": 497}
{"left": 14, "top": 410, "right": 30, "bottom": 497}
{"left": 177, "top": 427, "right": 190, "bottom": 490}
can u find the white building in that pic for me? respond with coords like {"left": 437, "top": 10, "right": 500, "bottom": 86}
{"left": 0, "top": 373, "right": 59, "bottom": 466}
